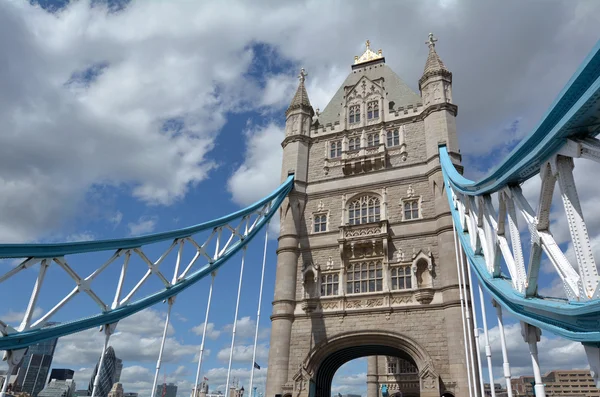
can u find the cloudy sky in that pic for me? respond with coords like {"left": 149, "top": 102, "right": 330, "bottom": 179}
{"left": 1, "top": 0, "right": 600, "bottom": 396}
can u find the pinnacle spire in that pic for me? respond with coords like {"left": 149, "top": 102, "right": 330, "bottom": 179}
{"left": 423, "top": 33, "right": 448, "bottom": 74}
{"left": 286, "top": 68, "right": 314, "bottom": 116}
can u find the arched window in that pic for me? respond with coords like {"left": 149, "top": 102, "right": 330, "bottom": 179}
{"left": 346, "top": 261, "right": 383, "bottom": 293}
{"left": 367, "top": 100, "right": 379, "bottom": 119}
{"left": 349, "top": 105, "right": 360, "bottom": 124}
{"left": 387, "top": 129, "right": 400, "bottom": 147}
{"left": 367, "top": 133, "right": 379, "bottom": 147}
{"left": 321, "top": 274, "right": 339, "bottom": 296}
{"left": 390, "top": 266, "right": 412, "bottom": 290}
{"left": 403, "top": 200, "right": 419, "bottom": 220}
{"left": 348, "top": 137, "right": 360, "bottom": 151}
{"left": 330, "top": 140, "right": 342, "bottom": 158}
{"left": 348, "top": 196, "right": 381, "bottom": 225}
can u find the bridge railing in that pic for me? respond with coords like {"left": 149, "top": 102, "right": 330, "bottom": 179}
{"left": 0, "top": 176, "right": 293, "bottom": 397}
{"left": 440, "top": 38, "right": 600, "bottom": 397}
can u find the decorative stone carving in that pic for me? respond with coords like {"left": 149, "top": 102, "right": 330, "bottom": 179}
{"left": 366, "top": 299, "right": 383, "bottom": 307}
{"left": 292, "top": 364, "right": 312, "bottom": 397}
{"left": 395, "top": 249, "right": 404, "bottom": 262}
{"left": 317, "top": 200, "right": 325, "bottom": 212}
{"left": 346, "top": 300, "right": 363, "bottom": 309}
{"left": 326, "top": 256, "right": 334, "bottom": 270}
{"left": 345, "top": 226, "right": 381, "bottom": 238}
{"left": 391, "top": 295, "right": 412, "bottom": 305}
{"left": 321, "top": 301, "right": 338, "bottom": 310}
{"left": 407, "top": 185, "right": 415, "bottom": 197}
{"left": 414, "top": 288, "right": 435, "bottom": 305}
{"left": 290, "top": 115, "right": 300, "bottom": 135}
{"left": 419, "top": 362, "right": 440, "bottom": 392}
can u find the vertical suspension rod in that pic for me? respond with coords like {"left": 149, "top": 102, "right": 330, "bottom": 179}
{"left": 478, "top": 285, "right": 496, "bottom": 397}
{"left": 193, "top": 272, "right": 217, "bottom": 397}
{"left": 249, "top": 222, "right": 270, "bottom": 395}
{"left": 226, "top": 245, "right": 248, "bottom": 393}
{"left": 91, "top": 324, "right": 115, "bottom": 397}
{"left": 453, "top": 224, "right": 474, "bottom": 397}
{"left": 151, "top": 297, "right": 175, "bottom": 397}
{"left": 493, "top": 301, "right": 513, "bottom": 397}
{"left": 458, "top": 237, "right": 481, "bottom": 397}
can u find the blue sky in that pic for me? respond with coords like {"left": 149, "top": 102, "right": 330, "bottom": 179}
{"left": 1, "top": 1, "right": 600, "bottom": 397}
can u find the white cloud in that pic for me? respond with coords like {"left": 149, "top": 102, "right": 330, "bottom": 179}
{"left": 191, "top": 322, "right": 221, "bottom": 340}
{"left": 222, "top": 317, "right": 269, "bottom": 341}
{"left": 128, "top": 216, "right": 158, "bottom": 236}
{"left": 478, "top": 322, "right": 588, "bottom": 382}
{"left": 227, "top": 123, "right": 284, "bottom": 208}
{"left": 202, "top": 366, "right": 268, "bottom": 394}
{"left": 216, "top": 343, "right": 269, "bottom": 364}
{"left": 1, "top": 307, "right": 43, "bottom": 325}
{"left": 52, "top": 309, "right": 191, "bottom": 367}
{"left": 66, "top": 232, "right": 96, "bottom": 242}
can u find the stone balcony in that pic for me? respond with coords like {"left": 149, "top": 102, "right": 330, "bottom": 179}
{"left": 341, "top": 144, "right": 386, "bottom": 174}
{"left": 338, "top": 219, "right": 390, "bottom": 258}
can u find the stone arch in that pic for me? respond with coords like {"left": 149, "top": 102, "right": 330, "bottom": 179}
{"left": 300, "top": 330, "right": 437, "bottom": 397}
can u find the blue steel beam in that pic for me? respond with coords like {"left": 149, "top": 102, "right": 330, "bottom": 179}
{"left": 0, "top": 176, "right": 294, "bottom": 350}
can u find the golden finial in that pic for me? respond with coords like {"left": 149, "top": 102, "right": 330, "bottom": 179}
{"left": 354, "top": 39, "right": 384, "bottom": 65}
{"left": 426, "top": 33, "right": 438, "bottom": 48}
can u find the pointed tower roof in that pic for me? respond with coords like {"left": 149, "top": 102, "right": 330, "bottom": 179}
{"left": 286, "top": 68, "right": 314, "bottom": 116}
{"left": 419, "top": 33, "right": 452, "bottom": 88}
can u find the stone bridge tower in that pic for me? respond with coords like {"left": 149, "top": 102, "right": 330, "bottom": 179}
{"left": 266, "top": 36, "right": 471, "bottom": 397}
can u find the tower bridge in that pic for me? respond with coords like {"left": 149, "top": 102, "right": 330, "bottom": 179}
{"left": 1, "top": 34, "right": 600, "bottom": 397}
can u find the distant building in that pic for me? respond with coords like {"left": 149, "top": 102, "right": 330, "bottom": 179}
{"left": 511, "top": 369, "right": 600, "bottom": 396}
{"left": 191, "top": 381, "right": 209, "bottom": 397}
{"left": 483, "top": 383, "right": 505, "bottom": 397}
{"left": 87, "top": 346, "right": 119, "bottom": 397}
{"left": 107, "top": 383, "right": 123, "bottom": 397}
{"left": 73, "top": 390, "right": 89, "bottom": 397}
{"left": 48, "top": 370, "right": 74, "bottom": 383}
{"left": 113, "top": 360, "right": 123, "bottom": 383}
{"left": 123, "top": 393, "right": 138, "bottom": 397}
{"left": 14, "top": 336, "right": 59, "bottom": 397}
{"left": 38, "top": 379, "right": 76, "bottom": 397}
{"left": 154, "top": 383, "right": 177, "bottom": 397}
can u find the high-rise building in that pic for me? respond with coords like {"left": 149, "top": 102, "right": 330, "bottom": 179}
{"left": 87, "top": 346, "right": 118, "bottom": 397}
{"left": 38, "top": 379, "right": 76, "bottom": 397}
{"left": 48, "top": 370, "right": 74, "bottom": 383}
{"left": 14, "top": 336, "right": 59, "bottom": 397}
{"left": 113, "top": 360, "right": 122, "bottom": 383}
{"left": 154, "top": 383, "right": 177, "bottom": 397}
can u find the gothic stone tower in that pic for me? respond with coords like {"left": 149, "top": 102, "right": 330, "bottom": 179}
{"left": 266, "top": 36, "right": 469, "bottom": 397}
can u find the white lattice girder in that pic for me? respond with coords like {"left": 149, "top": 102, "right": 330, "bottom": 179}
{"left": 0, "top": 202, "right": 273, "bottom": 340}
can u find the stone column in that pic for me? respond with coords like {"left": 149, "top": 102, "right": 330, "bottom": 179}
{"left": 266, "top": 194, "right": 302, "bottom": 397}
{"left": 366, "top": 356, "right": 379, "bottom": 397}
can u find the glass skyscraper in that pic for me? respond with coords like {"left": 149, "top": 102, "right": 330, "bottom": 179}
{"left": 87, "top": 346, "right": 118, "bottom": 397}
{"left": 14, "top": 336, "right": 58, "bottom": 397}
{"left": 154, "top": 383, "right": 177, "bottom": 397}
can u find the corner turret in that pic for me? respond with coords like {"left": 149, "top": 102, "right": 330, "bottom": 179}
{"left": 419, "top": 33, "right": 459, "bottom": 158}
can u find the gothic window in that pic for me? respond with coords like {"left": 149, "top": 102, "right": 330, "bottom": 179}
{"left": 348, "top": 137, "right": 360, "bottom": 151}
{"left": 387, "top": 359, "right": 397, "bottom": 375}
{"left": 390, "top": 266, "right": 412, "bottom": 290}
{"left": 349, "top": 105, "right": 360, "bottom": 124}
{"left": 403, "top": 200, "right": 420, "bottom": 220}
{"left": 367, "top": 100, "right": 379, "bottom": 120}
{"left": 348, "top": 196, "right": 381, "bottom": 225}
{"left": 387, "top": 129, "right": 400, "bottom": 147}
{"left": 320, "top": 274, "right": 339, "bottom": 296}
{"left": 398, "top": 359, "right": 418, "bottom": 374}
{"left": 330, "top": 141, "right": 342, "bottom": 158}
{"left": 346, "top": 261, "right": 383, "bottom": 294}
{"left": 367, "top": 133, "right": 379, "bottom": 147}
{"left": 314, "top": 214, "right": 327, "bottom": 233}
